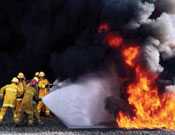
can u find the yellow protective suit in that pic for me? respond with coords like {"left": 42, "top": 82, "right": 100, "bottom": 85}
{"left": 18, "top": 81, "right": 26, "bottom": 97}
{"left": 0, "top": 83, "right": 19, "bottom": 123}
{"left": 18, "top": 85, "right": 41, "bottom": 125}
{"left": 37, "top": 79, "right": 50, "bottom": 116}
{"left": 15, "top": 80, "right": 26, "bottom": 123}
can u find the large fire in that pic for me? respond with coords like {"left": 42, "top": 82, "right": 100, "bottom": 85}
{"left": 117, "top": 63, "right": 175, "bottom": 129}
{"left": 103, "top": 29, "right": 175, "bottom": 129}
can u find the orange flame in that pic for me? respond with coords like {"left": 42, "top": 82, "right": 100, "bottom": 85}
{"left": 122, "top": 46, "right": 140, "bottom": 67}
{"left": 105, "top": 33, "right": 123, "bottom": 48}
{"left": 101, "top": 29, "right": 175, "bottom": 129}
{"left": 117, "top": 46, "right": 175, "bottom": 129}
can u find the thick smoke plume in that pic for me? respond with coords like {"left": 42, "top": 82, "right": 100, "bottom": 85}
{"left": 101, "top": 0, "right": 175, "bottom": 77}
{"left": 0, "top": 0, "right": 175, "bottom": 85}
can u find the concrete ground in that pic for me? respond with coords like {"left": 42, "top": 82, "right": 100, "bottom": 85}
{"left": 0, "top": 116, "right": 174, "bottom": 135}
{"left": 0, "top": 111, "right": 174, "bottom": 135}
{"left": 0, "top": 128, "right": 175, "bottom": 135}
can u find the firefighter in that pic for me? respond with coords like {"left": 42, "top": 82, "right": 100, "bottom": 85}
{"left": 18, "top": 81, "right": 43, "bottom": 126}
{"left": 17, "top": 72, "right": 26, "bottom": 96}
{"left": 0, "top": 77, "right": 19, "bottom": 124}
{"left": 32, "top": 77, "right": 39, "bottom": 91}
{"left": 15, "top": 72, "right": 26, "bottom": 123}
{"left": 35, "top": 72, "right": 40, "bottom": 80}
{"left": 37, "top": 71, "right": 50, "bottom": 116}
{"left": 33, "top": 72, "right": 40, "bottom": 92}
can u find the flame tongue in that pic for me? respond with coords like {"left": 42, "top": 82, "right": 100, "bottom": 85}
{"left": 101, "top": 27, "right": 175, "bottom": 129}
{"left": 117, "top": 44, "right": 175, "bottom": 129}
{"left": 122, "top": 46, "right": 140, "bottom": 67}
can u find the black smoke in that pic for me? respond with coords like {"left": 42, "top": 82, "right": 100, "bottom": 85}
{"left": 0, "top": 0, "right": 107, "bottom": 85}
{"left": 0, "top": 0, "right": 175, "bottom": 85}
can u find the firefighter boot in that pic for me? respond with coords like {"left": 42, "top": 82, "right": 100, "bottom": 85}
{"left": 13, "top": 111, "right": 21, "bottom": 125}
{"left": 0, "top": 107, "right": 7, "bottom": 124}
{"left": 27, "top": 113, "right": 34, "bottom": 126}
{"left": 34, "top": 105, "right": 43, "bottom": 125}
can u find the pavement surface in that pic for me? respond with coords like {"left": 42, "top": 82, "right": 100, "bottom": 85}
{"left": 0, "top": 116, "right": 175, "bottom": 135}
{"left": 0, "top": 128, "right": 175, "bottom": 135}
{"left": 0, "top": 112, "right": 175, "bottom": 135}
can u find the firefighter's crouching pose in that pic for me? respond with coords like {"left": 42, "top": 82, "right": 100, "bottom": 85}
{"left": 0, "top": 77, "right": 19, "bottom": 124}
{"left": 37, "top": 72, "right": 50, "bottom": 116}
{"left": 18, "top": 81, "right": 42, "bottom": 125}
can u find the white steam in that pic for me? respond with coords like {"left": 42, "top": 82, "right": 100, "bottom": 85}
{"left": 43, "top": 72, "right": 120, "bottom": 128}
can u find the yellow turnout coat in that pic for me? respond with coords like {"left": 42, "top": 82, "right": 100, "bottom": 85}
{"left": 0, "top": 84, "right": 19, "bottom": 108}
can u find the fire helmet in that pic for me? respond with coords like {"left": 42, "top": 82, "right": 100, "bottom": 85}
{"left": 35, "top": 72, "right": 39, "bottom": 77}
{"left": 17, "top": 72, "right": 25, "bottom": 79}
{"left": 33, "top": 77, "right": 39, "bottom": 82}
{"left": 39, "top": 71, "right": 45, "bottom": 77}
{"left": 31, "top": 77, "right": 38, "bottom": 86}
{"left": 11, "top": 77, "right": 19, "bottom": 83}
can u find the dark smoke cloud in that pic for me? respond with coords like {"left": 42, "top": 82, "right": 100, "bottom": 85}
{"left": 101, "top": 0, "right": 155, "bottom": 30}
{"left": 0, "top": 0, "right": 175, "bottom": 85}
{"left": 50, "top": 45, "right": 108, "bottom": 81}
{"left": 0, "top": 0, "right": 104, "bottom": 84}
{"left": 101, "top": 0, "right": 175, "bottom": 78}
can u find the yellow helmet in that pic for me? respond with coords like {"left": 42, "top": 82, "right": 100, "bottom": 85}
{"left": 35, "top": 72, "right": 39, "bottom": 77}
{"left": 39, "top": 71, "right": 45, "bottom": 77}
{"left": 17, "top": 72, "right": 25, "bottom": 79}
{"left": 11, "top": 77, "right": 19, "bottom": 83}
